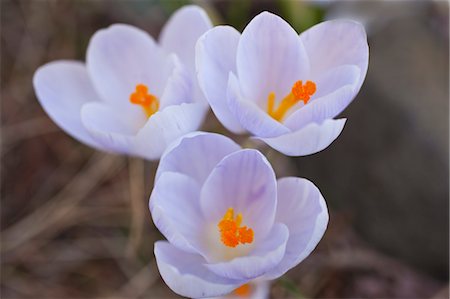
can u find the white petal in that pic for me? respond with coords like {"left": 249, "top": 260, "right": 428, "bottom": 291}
{"left": 284, "top": 65, "right": 358, "bottom": 130}
{"left": 301, "top": 19, "right": 369, "bottom": 92}
{"left": 206, "top": 223, "right": 288, "bottom": 280}
{"left": 236, "top": 12, "right": 309, "bottom": 104}
{"left": 159, "top": 5, "right": 212, "bottom": 77}
{"left": 156, "top": 132, "right": 241, "bottom": 185}
{"left": 87, "top": 24, "right": 169, "bottom": 110}
{"left": 33, "top": 61, "right": 102, "bottom": 149}
{"left": 264, "top": 177, "right": 328, "bottom": 280}
{"left": 257, "top": 118, "right": 346, "bottom": 156}
{"left": 159, "top": 54, "right": 194, "bottom": 109}
{"left": 200, "top": 149, "right": 277, "bottom": 240}
{"left": 196, "top": 26, "right": 246, "bottom": 133}
{"left": 135, "top": 103, "right": 207, "bottom": 159}
{"left": 81, "top": 102, "right": 136, "bottom": 155}
{"left": 312, "top": 64, "right": 360, "bottom": 99}
{"left": 154, "top": 241, "right": 243, "bottom": 298}
{"left": 150, "top": 172, "right": 207, "bottom": 255}
{"left": 227, "top": 72, "right": 290, "bottom": 138}
{"left": 208, "top": 280, "right": 270, "bottom": 299}
{"left": 81, "top": 102, "right": 206, "bottom": 160}
{"left": 282, "top": 65, "right": 359, "bottom": 130}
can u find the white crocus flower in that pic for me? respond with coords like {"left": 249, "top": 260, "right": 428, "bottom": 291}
{"left": 150, "top": 132, "right": 328, "bottom": 298}
{"left": 196, "top": 12, "right": 369, "bottom": 156}
{"left": 33, "top": 5, "right": 212, "bottom": 159}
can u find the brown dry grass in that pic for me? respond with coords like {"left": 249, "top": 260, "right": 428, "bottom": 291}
{"left": 1, "top": 1, "right": 448, "bottom": 298}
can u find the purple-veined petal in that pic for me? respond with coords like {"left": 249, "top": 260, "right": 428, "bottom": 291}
{"left": 81, "top": 102, "right": 205, "bottom": 160}
{"left": 154, "top": 241, "right": 244, "bottom": 298}
{"left": 159, "top": 54, "right": 194, "bottom": 109}
{"left": 159, "top": 5, "right": 213, "bottom": 77}
{"left": 80, "top": 102, "right": 137, "bottom": 155}
{"left": 256, "top": 118, "right": 346, "bottom": 156}
{"left": 227, "top": 72, "right": 290, "bottom": 138}
{"left": 200, "top": 149, "right": 277, "bottom": 242}
{"left": 33, "top": 61, "right": 102, "bottom": 150}
{"left": 156, "top": 132, "right": 241, "bottom": 185}
{"left": 159, "top": 5, "right": 213, "bottom": 106}
{"left": 196, "top": 25, "right": 245, "bottom": 133}
{"left": 205, "top": 223, "right": 288, "bottom": 280}
{"left": 311, "top": 64, "right": 360, "bottom": 99}
{"left": 150, "top": 171, "right": 207, "bottom": 256}
{"left": 236, "top": 11, "right": 309, "bottom": 104}
{"left": 284, "top": 64, "right": 358, "bottom": 130}
{"left": 87, "top": 24, "right": 170, "bottom": 111}
{"left": 282, "top": 65, "right": 359, "bottom": 130}
{"left": 263, "top": 177, "right": 328, "bottom": 280}
{"left": 135, "top": 102, "right": 207, "bottom": 159}
{"left": 301, "top": 19, "right": 369, "bottom": 92}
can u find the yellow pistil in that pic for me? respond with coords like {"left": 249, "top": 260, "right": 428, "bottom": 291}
{"left": 267, "top": 80, "right": 316, "bottom": 122}
{"left": 129, "top": 83, "right": 159, "bottom": 117}
{"left": 218, "top": 208, "right": 254, "bottom": 248}
{"left": 233, "top": 283, "right": 251, "bottom": 297}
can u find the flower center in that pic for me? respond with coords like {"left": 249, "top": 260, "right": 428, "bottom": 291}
{"left": 267, "top": 80, "right": 316, "bottom": 122}
{"left": 217, "top": 208, "right": 254, "bottom": 248}
{"left": 129, "top": 83, "right": 159, "bottom": 117}
{"left": 233, "top": 283, "right": 251, "bottom": 297}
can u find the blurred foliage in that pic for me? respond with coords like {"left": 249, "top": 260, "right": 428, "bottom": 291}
{"left": 278, "top": 0, "right": 325, "bottom": 32}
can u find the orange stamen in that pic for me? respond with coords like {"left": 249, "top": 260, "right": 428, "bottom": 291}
{"left": 267, "top": 80, "right": 316, "bottom": 122}
{"left": 234, "top": 283, "right": 251, "bottom": 297}
{"left": 218, "top": 208, "right": 254, "bottom": 248}
{"left": 129, "top": 83, "right": 159, "bottom": 117}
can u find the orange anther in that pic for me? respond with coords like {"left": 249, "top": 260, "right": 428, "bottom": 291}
{"left": 129, "top": 83, "right": 159, "bottom": 117}
{"left": 218, "top": 208, "right": 254, "bottom": 248}
{"left": 292, "top": 80, "right": 316, "bottom": 103}
{"left": 234, "top": 283, "right": 251, "bottom": 297}
{"left": 267, "top": 80, "right": 316, "bottom": 122}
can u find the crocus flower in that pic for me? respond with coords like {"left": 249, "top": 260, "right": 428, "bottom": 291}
{"left": 33, "top": 5, "right": 212, "bottom": 159}
{"left": 150, "top": 132, "right": 328, "bottom": 298}
{"left": 196, "top": 12, "right": 369, "bottom": 156}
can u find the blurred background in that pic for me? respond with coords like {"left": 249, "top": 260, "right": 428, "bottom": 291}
{"left": 1, "top": 0, "right": 448, "bottom": 298}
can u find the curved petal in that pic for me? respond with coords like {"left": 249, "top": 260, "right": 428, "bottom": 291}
{"left": 33, "top": 61, "right": 102, "bottom": 150}
{"left": 300, "top": 20, "right": 369, "bottom": 92}
{"left": 249, "top": 280, "right": 271, "bottom": 299}
{"left": 264, "top": 177, "right": 328, "bottom": 280}
{"left": 257, "top": 118, "right": 346, "bottom": 156}
{"left": 236, "top": 11, "right": 309, "bottom": 103}
{"left": 156, "top": 132, "right": 241, "bottom": 185}
{"left": 87, "top": 24, "right": 170, "bottom": 110}
{"left": 81, "top": 102, "right": 136, "bottom": 155}
{"left": 159, "top": 54, "right": 194, "bottom": 109}
{"left": 150, "top": 172, "right": 207, "bottom": 255}
{"left": 284, "top": 66, "right": 358, "bottom": 130}
{"left": 154, "top": 241, "right": 244, "bottom": 298}
{"left": 209, "top": 280, "right": 270, "bottom": 299}
{"left": 81, "top": 102, "right": 206, "bottom": 160}
{"left": 200, "top": 149, "right": 277, "bottom": 241}
{"left": 135, "top": 102, "right": 207, "bottom": 159}
{"left": 311, "top": 64, "right": 360, "bottom": 99}
{"left": 81, "top": 101, "right": 145, "bottom": 135}
{"left": 159, "top": 5, "right": 212, "bottom": 77}
{"left": 227, "top": 72, "right": 290, "bottom": 138}
{"left": 206, "top": 223, "right": 289, "bottom": 280}
{"left": 196, "top": 25, "right": 246, "bottom": 133}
